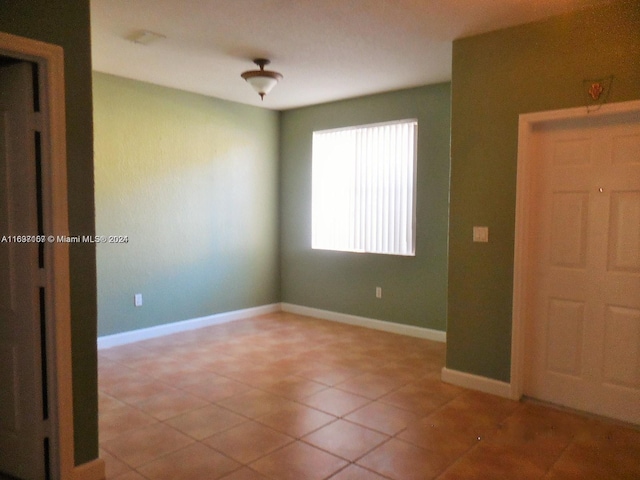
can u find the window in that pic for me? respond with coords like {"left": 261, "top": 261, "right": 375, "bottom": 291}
{"left": 312, "top": 119, "right": 417, "bottom": 256}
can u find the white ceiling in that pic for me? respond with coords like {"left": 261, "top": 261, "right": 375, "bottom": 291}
{"left": 91, "top": 0, "right": 610, "bottom": 110}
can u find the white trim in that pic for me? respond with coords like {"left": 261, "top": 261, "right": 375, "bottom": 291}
{"left": 517, "top": 99, "right": 640, "bottom": 124}
{"left": 281, "top": 303, "right": 446, "bottom": 342}
{"left": 72, "top": 458, "right": 105, "bottom": 480}
{"left": 0, "top": 32, "right": 74, "bottom": 480}
{"left": 512, "top": 99, "right": 640, "bottom": 401}
{"left": 441, "top": 367, "right": 515, "bottom": 399}
{"left": 99, "top": 303, "right": 446, "bottom": 350}
{"left": 98, "top": 304, "right": 281, "bottom": 349}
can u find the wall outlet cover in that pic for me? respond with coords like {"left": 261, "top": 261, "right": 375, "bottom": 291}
{"left": 473, "top": 226, "right": 489, "bottom": 243}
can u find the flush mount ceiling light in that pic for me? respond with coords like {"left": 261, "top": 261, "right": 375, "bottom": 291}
{"left": 241, "top": 58, "right": 283, "bottom": 100}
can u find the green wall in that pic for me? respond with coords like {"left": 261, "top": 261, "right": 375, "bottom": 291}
{"left": 280, "top": 84, "right": 451, "bottom": 330}
{"left": 447, "top": 0, "right": 640, "bottom": 382}
{"left": 0, "top": 0, "right": 98, "bottom": 465}
{"left": 93, "top": 73, "right": 280, "bottom": 336}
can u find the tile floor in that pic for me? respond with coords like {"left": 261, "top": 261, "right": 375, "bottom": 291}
{"left": 98, "top": 312, "right": 640, "bottom": 480}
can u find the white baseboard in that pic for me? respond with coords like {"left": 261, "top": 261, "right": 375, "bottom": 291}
{"left": 281, "top": 303, "right": 446, "bottom": 342}
{"left": 98, "top": 302, "right": 446, "bottom": 350}
{"left": 97, "top": 304, "right": 281, "bottom": 350}
{"left": 441, "top": 367, "right": 517, "bottom": 399}
{"left": 72, "top": 458, "right": 105, "bottom": 480}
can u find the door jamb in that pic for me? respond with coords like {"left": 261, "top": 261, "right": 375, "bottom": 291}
{"left": 511, "top": 99, "right": 640, "bottom": 400}
{"left": 0, "top": 31, "right": 74, "bottom": 479}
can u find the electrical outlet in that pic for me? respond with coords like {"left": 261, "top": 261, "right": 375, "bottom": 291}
{"left": 376, "top": 287, "right": 382, "bottom": 299}
{"left": 134, "top": 293, "right": 143, "bottom": 307}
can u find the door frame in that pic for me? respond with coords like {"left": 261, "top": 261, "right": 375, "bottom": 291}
{"left": 511, "top": 99, "right": 640, "bottom": 400}
{"left": 0, "top": 31, "right": 74, "bottom": 479}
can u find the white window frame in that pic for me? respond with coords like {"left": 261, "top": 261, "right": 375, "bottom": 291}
{"left": 312, "top": 119, "right": 417, "bottom": 256}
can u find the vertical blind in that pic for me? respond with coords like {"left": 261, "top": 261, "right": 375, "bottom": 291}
{"left": 312, "top": 119, "right": 417, "bottom": 256}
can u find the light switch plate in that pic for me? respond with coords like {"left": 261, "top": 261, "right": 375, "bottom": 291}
{"left": 473, "top": 226, "right": 489, "bottom": 243}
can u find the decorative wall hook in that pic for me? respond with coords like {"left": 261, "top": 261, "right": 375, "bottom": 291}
{"left": 582, "top": 76, "right": 614, "bottom": 112}
{"left": 588, "top": 82, "right": 604, "bottom": 100}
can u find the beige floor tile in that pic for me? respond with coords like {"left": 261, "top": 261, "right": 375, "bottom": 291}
{"left": 165, "top": 404, "right": 246, "bottom": 440}
{"left": 396, "top": 391, "right": 520, "bottom": 461}
{"left": 225, "top": 370, "right": 288, "bottom": 389}
{"left": 328, "top": 464, "right": 389, "bottom": 480}
{"left": 296, "top": 361, "right": 362, "bottom": 386}
{"left": 204, "top": 420, "right": 294, "bottom": 464}
{"left": 436, "top": 444, "right": 546, "bottom": 480}
{"left": 301, "top": 387, "right": 372, "bottom": 417}
{"left": 111, "top": 471, "right": 149, "bottom": 480}
{"left": 256, "top": 403, "right": 337, "bottom": 438}
{"left": 101, "top": 422, "right": 194, "bottom": 468}
{"left": 303, "top": 419, "right": 389, "bottom": 461}
{"left": 101, "top": 375, "right": 175, "bottom": 405}
{"left": 98, "top": 364, "right": 150, "bottom": 390}
{"left": 373, "top": 362, "right": 430, "bottom": 381}
{"left": 99, "top": 404, "right": 158, "bottom": 442}
{"left": 97, "top": 313, "right": 640, "bottom": 480}
{"left": 217, "top": 388, "right": 296, "bottom": 419}
{"left": 250, "top": 442, "right": 348, "bottom": 480}
{"left": 379, "top": 378, "right": 465, "bottom": 417}
{"left": 218, "top": 467, "right": 270, "bottom": 480}
{"left": 345, "top": 400, "right": 420, "bottom": 435}
{"left": 99, "top": 344, "right": 154, "bottom": 364}
{"left": 137, "top": 443, "right": 239, "bottom": 480}
{"left": 357, "top": 438, "right": 450, "bottom": 480}
{"left": 452, "top": 390, "right": 520, "bottom": 415}
{"left": 177, "top": 373, "right": 252, "bottom": 402}
{"left": 397, "top": 416, "right": 482, "bottom": 464}
{"left": 99, "top": 391, "right": 127, "bottom": 413}
{"left": 131, "top": 387, "right": 209, "bottom": 420}
{"left": 335, "top": 372, "right": 408, "bottom": 399}
{"left": 544, "top": 420, "right": 640, "bottom": 479}
{"left": 261, "top": 375, "right": 328, "bottom": 400}
{"left": 100, "top": 448, "right": 131, "bottom": 479}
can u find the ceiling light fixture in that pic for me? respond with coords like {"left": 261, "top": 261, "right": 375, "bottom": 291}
{"left": 241, "top": 58, "right": 283, "bottom": 100}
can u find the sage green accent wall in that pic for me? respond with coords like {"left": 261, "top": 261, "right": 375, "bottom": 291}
{"left": 280, "top": 84, "right": 451, "bottom": 330}
{"left": 93, "top": 73, "right": 280, "bottom": 337}
{"left": 0, "top": 0, "right": 98, "bottom": 465}
{"left": 447, "top": 1, "right": 640, "bottom": 382}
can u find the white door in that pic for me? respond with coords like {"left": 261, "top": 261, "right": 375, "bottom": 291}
{"left": 0, "top": 61, "right": 47, "bottom": 479}
{"left": 524, "top": 107, "right": 640, "bottom": 425}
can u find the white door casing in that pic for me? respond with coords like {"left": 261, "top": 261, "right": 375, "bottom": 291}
{"left": 512, "top": 100, "right": 640, "bottom": 425}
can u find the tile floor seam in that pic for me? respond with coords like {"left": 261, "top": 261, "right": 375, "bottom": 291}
{"left": 322, "top": 461, "right": 397, "bottom": 480}
{"left": 103, "top": 435, "right": 198, "bottom": 471}
{"left": 539, "top": 436, "right": 575, "bottom": 478}
{"left": 160, "top": 417, "right": 248, "bottom": 442}
{"left": 236, "top": 381, "right": 374, "bottom": 418}
{"left": 297, "top": 429, "right": 391, "bottom": 464}
{"left": 428, "top": 433, "right": 489, "bottom": 480}
{"left": 207, "top": 434, "right": 298, "bottom": 466}
{"left": 246, "top": 441, "right": 350, "bottom": 480}
{"left": 136, "top": 440, "right": 243, "bottom": 478}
